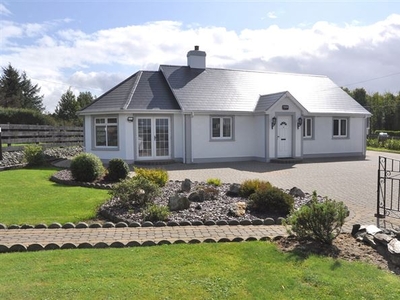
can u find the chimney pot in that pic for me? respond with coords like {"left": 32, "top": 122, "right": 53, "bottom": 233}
{"left": 194, "top": 45, "right": 199, "bottom": 51}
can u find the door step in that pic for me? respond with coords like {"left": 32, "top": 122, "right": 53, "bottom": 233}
{"left": 270, "top": 158, "right": 303, "bottom": 164}
{"left": 134, "top": 160, "right": 175, "bottom": 166}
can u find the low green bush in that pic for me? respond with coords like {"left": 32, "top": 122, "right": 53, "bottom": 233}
{"left": 23, "top": 144, "right": 45, "bottom": 166}
{"left": 206, "top": 178, "right": 222, "bottom": 186}
{"left": 248, "top": 187, "right": 294, "bottom": 215}
{"left": 70, "top": 153, "right": 105, "bottom": 182}
{"left": 107, "top": 158, "right": 130, "bottom": 182}
{"left": 285, "top": 191, "right": 348, "bottom": 245}
{"left": 110, "top": 176, "right": 161, "bottom": 207}
{"left": 134, "top": 167, "right": 168, "bottom": 187}
{"left": 385, "top": 139, "right": 400, "bottom": 151}
{"left": 239, "top": 179, "right": 272, "bottom": 198}
{"left": 142, "top": 204, "right": 170, "bottom": 222}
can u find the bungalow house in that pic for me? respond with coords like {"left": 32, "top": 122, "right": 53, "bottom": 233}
{"left": 80, "top": 46, "right": 371, "bottom": 164}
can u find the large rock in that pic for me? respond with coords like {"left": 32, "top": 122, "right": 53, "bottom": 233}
{"left": 181, "top": 179, "right": 191, "bottom": 193}
{"left": 226, "top": 183, "right": 241, "bottom": 197}
{"left": 228, "top": 202, "right": 247, "bottom": 217}
{"left": 188, "top": 191, "right": 205, "bottom": 202}
{"left": 289, "top": 187, "right": 305, "bottom": 198}
{"left": 168, "top": 194, "right": 190, "bottom": 211}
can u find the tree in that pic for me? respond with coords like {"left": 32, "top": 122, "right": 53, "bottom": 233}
{"left": 55, "top": 89, "right": 79, "bottom": 122}
{"left": 77, "top": 91, "right": 94, "bottom": 110}
{"left": 0, "top": 64, "right": 44, "bottom": 111}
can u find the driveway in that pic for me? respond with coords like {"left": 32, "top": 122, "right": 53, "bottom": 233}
{"left": 163, "top": 151, "right": 400, "bottom": 230}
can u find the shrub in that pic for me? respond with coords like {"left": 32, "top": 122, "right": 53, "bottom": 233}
{"left": 239, "top": 179, "right": 272, "bottom": 198}
{"left": 285, "top": 191, "right": 348, "bottom": 245}
{"left": 110, "top": 176, "right": 161, "bottom": 207}
{"left": 134, "top": 167, "right": 168, "bottom": 187}
{"left": 107, "top": 158, "right": 130, "bottom": 182}
{"left": 386, "top": 139, "right": 400, "bottom": 151}
{"left": 23, "top": 144, "right": 45, "bottom": 166}
{"left": 366, "top": 138, "right": 381, "bottom": 148}
{"left": 206, "top": 178, "right": 222, "bottom": 186}
{"left": 248, "top": 187, "right": 294, "bottom": 215}
{"left": 70, "top": 153, "right": 105, "bottom": 182}
{"left": 142, "top": 204, "right": 170, "bottom": 222}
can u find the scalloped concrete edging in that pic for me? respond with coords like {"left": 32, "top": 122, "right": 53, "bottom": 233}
{"left": 0, "top": 217, "right": 285, "bottom": 230}
{"left": 0, "top": 235, "right": 285, "bottom": 253}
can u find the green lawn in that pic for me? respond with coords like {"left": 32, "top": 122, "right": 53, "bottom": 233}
{"left": 367, "top": 146, "right": 400, "bottom": 154}
{"left": 0, "top": 242, "right": 398, "bottom": 299}
{"left": 0, "top": 167, "right": 109, "bottom": 225}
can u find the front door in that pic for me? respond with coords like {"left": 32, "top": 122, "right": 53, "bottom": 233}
{"left": 137, "top": 117, "right": 170, "bottom": 160}
{"left": 277, "top": 116, "right": 292, "bottom": 158}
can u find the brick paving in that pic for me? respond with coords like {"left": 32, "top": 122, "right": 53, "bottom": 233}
{"left": 1, "top": 150, "right": 400, "bottom": 251}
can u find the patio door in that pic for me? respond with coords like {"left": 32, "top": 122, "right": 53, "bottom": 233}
{"left": 137, "top": 117, "right": 170, "bottom": 160}
{"left": 277, "top": 116, "right": 292, "bottom": 158}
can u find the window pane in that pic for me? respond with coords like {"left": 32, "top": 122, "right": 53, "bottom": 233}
{"left": 223, "top": 118, "right": 231, "bottom": 137}
{"left": 340, "top": 119, "right": 347, "bottom": 136}
{"left": 108, "top": 118, "right": 117, "bottom": 124}
{"left": 107, "top": 126, "right": 118, "bottom": 146}
{"left": 306, "top": 118, "right": 312, "bottom": 137}
{"left": 212, "top": 118, "right": 220, "bottom": 138}
{"left": 96, "top": 118, "right": 105, "bottom": 124}
{"left": 333, "top": 119, "right": 339, "bottom": 136}
{"left": 96, "top": 126, "right": 106, "bottom": 146}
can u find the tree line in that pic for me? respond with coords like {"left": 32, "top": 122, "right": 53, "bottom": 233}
{"left": 0, "top": 64, "right": 95, "bottom": 125}
{"left": 343, "top": 87, "right": 400, "bottom": 133}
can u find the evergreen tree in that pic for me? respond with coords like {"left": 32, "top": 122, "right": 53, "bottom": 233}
{"left": 20, "top": 72, "right": 45, "bottom": 112}
{"left": 55, "top": 89, "right": 79, "bottom": 122}
{"left": 77, "top": 91, "right": 94, "bottom": 110}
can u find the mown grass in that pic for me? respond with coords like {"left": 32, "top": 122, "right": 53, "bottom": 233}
{"left": 0, "top": 167, "right": 109, "bottom": 225}
{"left": 0, "top": 242, "right": 399, "bottom": 299}
{"left": 367, "top": 146, "right": 400, "bottom": 155}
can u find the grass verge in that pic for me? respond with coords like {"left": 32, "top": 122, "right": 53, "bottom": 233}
{"left": 0, "top": 242, "right": 399, "bottom": 299}
{"left": 0, "top": 167, "right": 109, "bottom": 225}
{"left": 367, "top": 147, "right": 400, "bottom": 155}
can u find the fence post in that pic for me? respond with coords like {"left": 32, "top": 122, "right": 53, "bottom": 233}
{"left": 0, "top": 127, "right": 2, "bottom": 161}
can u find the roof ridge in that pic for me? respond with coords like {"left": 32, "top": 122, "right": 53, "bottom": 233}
{"left": 123, "top": 71, "right": 142, "bottom": 110}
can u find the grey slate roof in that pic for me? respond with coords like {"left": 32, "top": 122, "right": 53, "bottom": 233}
{"left": 160, "top": 65, "right": 371, "bottom": 115}
{"left": 81, "top": 64, "right": 371, "bottom": 116}
{"left": 80, "top": 71, "right": 180, "bottom": 113}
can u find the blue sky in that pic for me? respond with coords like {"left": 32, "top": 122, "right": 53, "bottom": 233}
{"left": 1, "top": 1, "right": 400, "bottom": 112}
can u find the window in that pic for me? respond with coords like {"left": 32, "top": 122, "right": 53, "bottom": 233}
{"left": 211, "top": 117, "right": 232, "bottom": 140}
{"left": 303, "top": 117, "right": 313, "bottom": 138}
{"left": 333, "top": 118, "right": 347, "bottom": 137}
{"left": 94, "top": 117, "right": 118, "bottom": 147}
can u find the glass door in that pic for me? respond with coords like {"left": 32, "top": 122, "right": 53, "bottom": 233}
{"left": 137, "top": 117, "right": 170, "bottom": 159}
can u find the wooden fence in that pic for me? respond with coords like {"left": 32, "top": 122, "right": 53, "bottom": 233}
{"left": 0, "top": 124, "right": 83, "bottom": 151}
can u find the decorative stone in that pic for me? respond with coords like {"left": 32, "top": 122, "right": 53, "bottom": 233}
{"left": 189, "top": 239, "right": 201, "bottom": 244}
{"left": 128, "top": 222, "right": 141, "bottom": 227}
{"left": 126, "top": 241, "right": 140, "bottom": 247}
{"left": 203, "top": 238, "right": 216, "bottom": 243}
{"left": 232, "top": 237, "right": 244, "bottom": 242}
{"left": 228, "top": 202, "right": 247, "bottom": 217}
{"left": 94, "top": 242, "right": 109, "bottom": 248}
{"left": 374, "top": 233, "right": 394, "bottom": 245}
{"left": 61, "top": 243, "right": 77, "bottom": 249}
{"left": 0, "top": 245, "right": 10, "bottom": 253}
{"left": 110, "top": 242, "right": 125, "bottom": 248}
{"left": 179, "top": 220, "right": 191, "bottom": 226}
{"left": 388, "top": 238, "right": 400, "bottom": 255}
{"left": 8, "top": 224, "right": 20, "bottom": 229}
{"left": 10, "top": 244, "right": 27, "bottom": 252}
{"left": 167, "top": 221, "right": 179, "bottom": 227}
{"left": 246, "top": 237, "right": 258, "bottom": 241}
{"left": 78, "top": 243, "right": 93, "bottom": 249}
{"left": 45, "top": 243, "right": 61, "bottom": 250}
{"left": 158, "top": 240, "right": 171, "bottom": 245}
{"left": 168, "top": 194, "right": 190, "bottom": 211}
{"left": 204, "top": 220, "right": 216, "bottom": 226}
{"left": 62, "top": 222, "right": 75, "bottom": 229}
{"left": 218, "top": 238, "right": 231, "bottom": 243}
{"left": 228, "top": 220, "right": 240, "bottom": 226}
{"left": 21, "top": 224, "right": 34, "bottom": 229}
{"left": 366, "top": 225, "right": 382, "bottom": 235}
{"left": 173, "top": 240, "right": 186, "bottom": 244}
{"left": 289, "top": 187, "right": 305, "bottom": 198}
{"left": 226, "top": 183, "right": 241, "bottom": 197}
{"left": 142, "top": 241, "right": 156, "bottom": 246}
{"left": 181, "top": 179, "right": 191, "bottom": 192}
{"left": 188, "top": 191, "right": 204, "bottom": 202}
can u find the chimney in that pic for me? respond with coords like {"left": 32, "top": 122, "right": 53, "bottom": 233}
{"left": 187, "top": 45, "right": 206, "bottom": 69}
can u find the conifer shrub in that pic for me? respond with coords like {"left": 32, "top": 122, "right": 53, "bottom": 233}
{"left": 134, "top": 167, "right": 168, "bottom": 187}
{"left": 23, "top": 144, "right": 45, "bottom": 166}
{"left": 110, "top": 176, "right": 161, "bottom": 207}
{"left": 285, "top": 191, "right": 348, "bottom": 245}
{"left": 70, "top": 153, "right": 105, "bottom": 182}
{"left": 107, "top": 158, "right": 130, "bottom": 182}
{"left": 248, "top": 187, "right": 294, "bottom": 215}
{"left": 142, "top": 204, "right": 170, "bottom": 222}
{"left": 239, "top": 179, "right": 272, "bottom": 198}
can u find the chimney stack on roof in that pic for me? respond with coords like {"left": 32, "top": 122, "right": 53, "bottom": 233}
{"left": 187, "top": 45, "right": 206, "bottom": 69}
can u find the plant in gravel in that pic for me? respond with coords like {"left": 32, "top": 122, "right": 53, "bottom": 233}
{"left": 70, "top": 153, "right": 105, "bottom": 182}
{"left": 110, "top": 176, "right": 161, "bottom": 207}
{"left": 107, "top": 158, "right": 130, "bottom": 182}
{"left": 239, "top": 179, "right": 273, "bottom": 198}
{"left": 134, "top": 167, "right": 168, "bottom": 187}
{"left": 285, "top": 191, "right": 348, "bottom": 245}
{"left": 23, "top": 144, "right": 45, "bottom": 166}
{"left": 248, "top": 187, "right": 294, "bottom": 215}
{"left": 206, "top": 178, "right": 222, "bottom": 186}
{"left": 142, "top": 204, "right": 170, "bottom": 222}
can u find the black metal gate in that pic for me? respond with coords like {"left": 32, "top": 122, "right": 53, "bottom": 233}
{"left": 376, "top": 156, "right": 400, "bottom": 219}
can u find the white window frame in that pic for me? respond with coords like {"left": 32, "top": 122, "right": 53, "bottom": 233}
{"left": 303, "top": 117, "right": 313, "bottom": 139}
{"left": 210, "top": 116, "right": 233, "bottom": 140}
{"left": 333, "top": 118, "right": 348, "bottom": 138}
{"left": 94, "top": 117, "right": 118, "bottom": 148}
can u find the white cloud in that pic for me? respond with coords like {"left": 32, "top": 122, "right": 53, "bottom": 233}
{"left": 267, "top": 11, "right": 278, "bottom": 19}
{"left": 1, "top": 13, "right": 400, "bottom": 112}
{"left": 0, "top": 3, "right": 11, "bottom": 16}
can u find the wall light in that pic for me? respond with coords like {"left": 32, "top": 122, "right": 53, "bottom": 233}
{"left": 127, "top": 117, "right": 134, "bottom": 122}
{"left": 297, "top": 117, "right": 303, "bottom": 129}
{"left": 271, "top": 117, "right": 277, "bottom": 129}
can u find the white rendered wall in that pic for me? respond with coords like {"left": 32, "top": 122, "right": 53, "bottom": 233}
{"left": 303, "top": 116, "right": 366, "bottom": 156}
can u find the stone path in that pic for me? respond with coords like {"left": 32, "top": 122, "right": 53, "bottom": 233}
{"left": 1, "top": 150, "right": 400, "bottom": 252}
